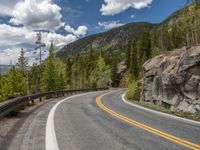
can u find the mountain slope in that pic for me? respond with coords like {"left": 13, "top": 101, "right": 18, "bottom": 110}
{"left": 57, "top": 22, "right": 156, "bottom": 58}
{"left": 57, "top": 4, "right": 199, "bottom": 59}
{"left": 0, "top": 65, "right": 12, "bottom": 75}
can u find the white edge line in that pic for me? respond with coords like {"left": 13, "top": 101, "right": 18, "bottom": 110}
{"left": 45, "top": 92, "right": 93, "bottom": 150}
{"left": 122, "top": 93, "right": 200, "bottom": 126}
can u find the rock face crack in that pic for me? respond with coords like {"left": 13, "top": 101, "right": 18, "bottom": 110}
{"left": 141, "top": 46, "right": 200, "bottom": 113}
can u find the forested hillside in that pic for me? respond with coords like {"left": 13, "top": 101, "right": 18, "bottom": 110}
{"left": 57, "top": 22, "right": 156, "bottom": 58}
{"left": 0, "top": 3, "right": 200, "bottom": 102}
{"left": 58, "top": 3, "right": 200, "bottom": 58}
{"left": 58, "top": 3, "right": 200, "bottom": 100}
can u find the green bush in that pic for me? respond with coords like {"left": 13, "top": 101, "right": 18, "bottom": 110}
{"left": 126, "top": 80, "right": 140, "bottom": 101}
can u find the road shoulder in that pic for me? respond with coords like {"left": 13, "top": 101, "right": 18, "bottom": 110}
{"left": 122, "top": 93, "right": 200, "bottom": 126}
{"left": 0, "top": 98, "right": 63, "bottom": 150}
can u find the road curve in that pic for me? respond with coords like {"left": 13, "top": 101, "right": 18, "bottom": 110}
{"left": 52, "top": 90, "right": 200, "bottom": 150}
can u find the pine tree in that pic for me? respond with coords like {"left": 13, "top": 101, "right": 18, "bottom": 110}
{"left": 55, "top": 58, "right": 66, "bottom": 90}
{"left": 126, "top": 41, "right": 132, "bottom": 69}
{"left": 42, "top": 41, "right": 56, "bottom": 91}
{"left": 87, "top": 47, "right": 98, "bottom": 88}
{"left": 17, "top": 48, "right": 28, "bottom": 75}
{"left": 170, "top": 25, "right": 182, "bottom": 49}
{"left": 1, "top": 74, "right": 12, "bottom": 100}
{"left": 96, "top": 54, "right": 109, "bottom": 87}
{"left": 138, "top": 30, "right": 151, "bottom": 67}
{"left": 110, "top": 59, "right": 119, "bottom": 87}
{"left": 187, "top": 0, "right": 200, "bottom": 45}
{"left": 129, "top": 40, "right": 139, "bottom": 79}
{"left": 150, "top": 29, "right": 160, "bottom": 57}
{"left": 65, "top": 58, "right": 72, "bottom": 88}
{"left": 17, "top": 48, "right": 29, "bottom": 94}
{"left": 6, "top": 66, "right": 27, "bottom": 97}
{"left": 29, "top": 63, "right": 40, "bottom": 93}
{"left": 71, "top": 54, "right": 80, "bottom": 89}
{"left": 96, "top": 54, "right": 107, "bottom": 73}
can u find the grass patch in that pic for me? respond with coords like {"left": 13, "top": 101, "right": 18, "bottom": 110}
{"left": 125, "top": 95, "right": 200, "bottom": 122}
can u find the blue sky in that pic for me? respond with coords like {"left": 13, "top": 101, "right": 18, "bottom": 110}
{"left": 55, "top": 0, "right": 186, "bottom": 34}
{"left": 0, "top": 0, "right": 186, "bottom": 65}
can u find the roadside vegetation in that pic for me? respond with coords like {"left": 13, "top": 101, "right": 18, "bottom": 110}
{"left": 125, "top": 2, "right": 200, "bottom": 100}
{"left": 125, "top": 78, "right": 140, "bottom": 101}
{"left": 1, "top": 1, "right": 200, "bottom": 113}
{"left": 0, "top": 42, "right": 118, "bottom": 102}
{"left": 125, "top": 2, "right": 200, "bottom": 118}
{"left": 125, "top": 97, "right": 200, "bottom": 121}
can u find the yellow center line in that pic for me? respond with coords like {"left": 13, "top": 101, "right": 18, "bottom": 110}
{"left": 96, "top": 92, "right": 200, "bottom": 150}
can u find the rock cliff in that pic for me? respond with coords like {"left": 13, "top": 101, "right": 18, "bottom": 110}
{"left": 141, "top": 46, "right": 200, "bottom": 113}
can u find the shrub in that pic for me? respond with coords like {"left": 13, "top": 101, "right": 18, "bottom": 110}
{"left": 126, "top": 80, "right": 140, "bottom": 101}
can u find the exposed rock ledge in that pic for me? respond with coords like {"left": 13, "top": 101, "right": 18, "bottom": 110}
{"left": 141, "top": 46, "right": 200, "bottom": 113}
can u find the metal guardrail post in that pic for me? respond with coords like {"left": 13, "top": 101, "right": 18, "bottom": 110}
{"left": 39, "top": 97, "right": 42, "bottom": 102}
{"left": 32, "top": 99, "right": 34, "bottom": 105}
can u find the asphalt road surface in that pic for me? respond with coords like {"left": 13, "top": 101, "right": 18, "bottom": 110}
{"left": 5, "top": 90, "right": 200, "bottom": 150}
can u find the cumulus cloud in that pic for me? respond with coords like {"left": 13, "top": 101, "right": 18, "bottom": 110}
{"left": 9, "top": 0, "right": 64, "bottom": 31}
{"left": 0, "top": 0, "right": 88, "bottom": 65}
{"left": 0, "top": 0, "right": 21, "bottom": 16}
{"left": 0, "top": 24, "right": 33, "bottom": 47}
{"left": 65, "top": 24, "right": 88, "bottom": 37}
{"left": 130, "top": 14, "right": 135, "bottom": 18}
{"left": 0, "top": 48, "right": 21, "bottom": 65}
{"left": 0, "top": 24, "right": 77, "bottom": 65}
{"left": 98, "top": 21, "right": 124, "bottom": 30}
{"left": 44, "top": 32, "right": 77, "bottom": 47}
{"left": 100, "top": 0, "right": 152, "bottom": 15}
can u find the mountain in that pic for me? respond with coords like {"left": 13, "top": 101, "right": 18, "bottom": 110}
{"left": 57, "top": 22, "right": 156, "bottom": 58}
{"left": 0, "top": 65, "right": 12, "bottom": 75}
{"left": 57, "top": 4, "right": 198, "bottom": 59}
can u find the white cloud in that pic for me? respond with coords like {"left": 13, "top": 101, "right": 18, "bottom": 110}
{"left": 0, "top": 24, "right": 77, "bottom": 65}
{"left": 98, "top": 21, "right": 124, "bottom": 30}
{"left": 0, "top": 0, "right": 88, "bottom": 65}
{"left": 0, "top": 48, "right": 21, "bottom": 65}
{"left": 44, "top": 32, "right": 77, "bottom": 47}
{"left": 0, "top": 0, "right": 21, "bottom": 16}
{"left": 100, "top": 0, "right": 152, "bottom": 15}
{"left": 65, "top": 24, "right": 88, "bottom": 37}
{"left": 9, "top": 0, "right": 64, "bottom": 31}
{"left": 130, "top": 14, "right": 135, "bottom": 18}
{"left": 0, "top": 24, "right": 33, "bottom": 47}
{"left": 65, "top": 25, "right": 74, "bottom": 33}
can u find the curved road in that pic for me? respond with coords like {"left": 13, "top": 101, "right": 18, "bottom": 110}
{"left": 6, "top": 90, "right": 200, "bottom": 150}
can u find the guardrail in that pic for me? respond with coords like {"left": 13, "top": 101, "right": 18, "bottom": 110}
{"left": 0, "top": 88, "right": 109, "bottom": 120}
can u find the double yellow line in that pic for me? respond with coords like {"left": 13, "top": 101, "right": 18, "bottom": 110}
{"left": 96, "top": 92, "right": 200, "bottom": 150}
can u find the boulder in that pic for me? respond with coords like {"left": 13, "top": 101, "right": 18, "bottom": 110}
{"left": 141, "top": 46, "right": 200, "bottom": 113}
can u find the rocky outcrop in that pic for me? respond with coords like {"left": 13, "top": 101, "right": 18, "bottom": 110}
{"left": 141, "top": 46, "right": 200, "bottom": 113}
{"left": 117, "top": 61, "right": 127, "bottom": 87}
